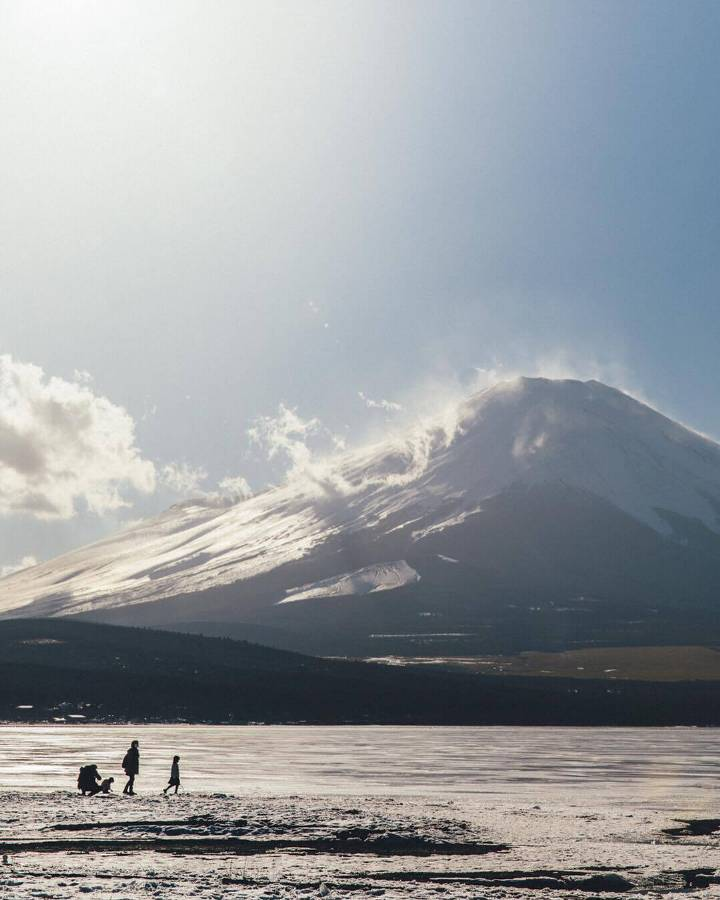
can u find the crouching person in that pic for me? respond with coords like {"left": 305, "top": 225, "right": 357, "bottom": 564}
{"left": 100, "top": 776, "right": 114, "bottom": 794}
{"left": 77, "top": 764, "right": 102, "bottom": 795}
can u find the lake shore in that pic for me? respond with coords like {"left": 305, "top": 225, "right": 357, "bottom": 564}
{"left": 1, "top": 789, "right": 719, "bottom": 899}
{"left": 1, "top": 726, "right": 720, "bottom": 897}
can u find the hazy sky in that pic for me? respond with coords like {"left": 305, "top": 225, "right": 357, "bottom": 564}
{"left": 2, "top": 0, "right": 720, "bottom": 569}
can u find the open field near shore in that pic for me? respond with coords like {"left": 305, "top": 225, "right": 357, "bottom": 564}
{"left": 367, "top": 644, "right": 720, "bottom": 681}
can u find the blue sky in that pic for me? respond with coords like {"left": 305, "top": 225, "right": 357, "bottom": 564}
{"left": 2, "top": 0, "right": 720, "bottom": 568}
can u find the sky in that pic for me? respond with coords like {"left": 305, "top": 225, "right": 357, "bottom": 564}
{"left": 2, "top": 0, "right": 720, "bottom": 571}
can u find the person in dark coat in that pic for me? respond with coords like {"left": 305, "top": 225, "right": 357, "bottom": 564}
{"left": 163, "top": 755, "right": 181, "bottom": 794}
{"left": 78, "top": 764, "right": 102, "bottom": 795}
{"left": 122, "top": 740, "right": 140, "bottom": 795}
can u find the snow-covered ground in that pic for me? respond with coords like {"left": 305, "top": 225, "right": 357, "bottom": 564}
{"left": 2, "top": 784, "right": 720, "bottom": 898}
{"left": 1, "top": 726, "right": 720, "bottom": 898}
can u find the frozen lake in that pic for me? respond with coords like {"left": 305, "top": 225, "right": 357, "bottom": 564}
{"left": 0, "top": 724, "right": 717, "bottom": 801}
{"left": 2, "top": 726, "right": 720, "bottom": 898}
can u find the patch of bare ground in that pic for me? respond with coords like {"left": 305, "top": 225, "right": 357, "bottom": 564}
{"left": 373, "top": 645, "right": 720, "bottom": 681}
{"left": 0, "top": 834, "right": 508, "bottom": 856}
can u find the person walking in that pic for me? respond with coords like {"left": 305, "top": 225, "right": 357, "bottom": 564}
{"left": 122, "top": 740, "right": 140, "bottom": 795}
{"left": 163, "top": 755, "right": 181, "bottom": 795}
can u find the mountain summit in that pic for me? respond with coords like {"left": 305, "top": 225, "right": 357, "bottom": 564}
{"left": 3, "top": 378, "right": 720, "bottom": 655}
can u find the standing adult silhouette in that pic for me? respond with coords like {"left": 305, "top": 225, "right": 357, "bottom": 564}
{"left": 122, "top": 740, "right": 140, "bottom": 795}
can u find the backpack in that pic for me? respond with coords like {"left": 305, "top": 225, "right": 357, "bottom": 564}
{"left": 122, "top": 752, "right": 130, "bottom": 772}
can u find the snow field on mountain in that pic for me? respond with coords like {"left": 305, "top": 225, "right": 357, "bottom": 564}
{"left": 280, "top": 561, "right": 420, "bottom": 604}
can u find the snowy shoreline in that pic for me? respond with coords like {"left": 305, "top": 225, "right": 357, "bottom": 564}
{"left": 2, "top": 726, "right": 720, "bottom": 897}
{"left": 1, "top": 790, "right": 720, "bottom": 898}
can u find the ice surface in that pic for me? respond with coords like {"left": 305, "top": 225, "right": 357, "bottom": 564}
{"left": 1, "top": 725, "right": 720, "bottom": 898}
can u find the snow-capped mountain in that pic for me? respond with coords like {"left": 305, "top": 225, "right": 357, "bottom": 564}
{"left": 3, "top": 377, "right": 720, "bottom": 656}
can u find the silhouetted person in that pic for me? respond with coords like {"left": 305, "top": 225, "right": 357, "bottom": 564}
{"left": 163, "top": 755, "right": 181, "bottom": 794}
{"left": 100, "top": 777, "right": 114, "bottom": 794}
{"left": 78, "top": 764, "right": 101, "bottom": 796}
{"left": 122, "top": 740, "right": 140, "bottom": 795}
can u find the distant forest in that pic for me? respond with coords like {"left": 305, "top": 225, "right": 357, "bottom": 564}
{"left": 0, "top": 619, "right": 719, "bottom": 726}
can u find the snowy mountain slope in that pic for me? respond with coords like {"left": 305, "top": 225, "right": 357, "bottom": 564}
{"left": 280, "top": 561, "right": 420, "bottom": 604}
{"left": 3, "top": 377, "right": 720, "bottom": 654}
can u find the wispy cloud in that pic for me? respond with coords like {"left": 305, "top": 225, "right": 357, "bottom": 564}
{"left": 157, "top": 461, "right": 257, "bottom": 507}
{"left": 0, "top": 554, "right": 37, "bottom": 578}
{"left": 456, "top": 352, "right": 648, "bottom": 404}
{"left": 241, "top": 352, "right": 653, "bottom": 507}
{"left": 217, "top": 475, "right": 253, "bottom": 501}
{"left": 248, "top": 403, "right": 342, "bottom": 480}
{"left": 0, "top": 347, "right": 652, "bottom": 573}
{"left": 0, "top": 355, "right": 155, "bottom": 519}
{"left": 247, "top": 403, "right": 356, "bottom": 497}
{"left": 159, "top": 461, "right": 208, "bottom": 495}
{"left": 358, "top": 391, "right": 403, "bottom": 413}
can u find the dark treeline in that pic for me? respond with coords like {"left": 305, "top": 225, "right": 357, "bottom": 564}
{"left": 0, "top": 619, "right": 718, "bottom": 726}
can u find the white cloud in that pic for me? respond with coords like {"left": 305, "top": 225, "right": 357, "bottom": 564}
{"left": 246, "top": 398, "right": 459, "bottom": 505}
{"left": 0, "top": 355, "right": 155, "bottom": 519}
{"left": 0, "top": 555, "right": 37, "bottom": 578}
{"left": 218, "top": 475, "right": 253, "bottom": 503}
{"left": 217, "top": 475, "right": 253, "bottom": 501}
{"left": 358, "top": 391, "right": 403, "bottom": 413}
{"left": 140, "top": 400, "right": 158, "bottom": 422}
{"left": 159, "top": 461, "right": 208, "bottom": 495}
{"left": 248, "top": 403, "right": 325, "bottom": 478}
{"left": 159, "top": 463, "right": 255, "bottom": 506}
{"left": 248, "top": 403, "right": 359, "bottom": 497}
